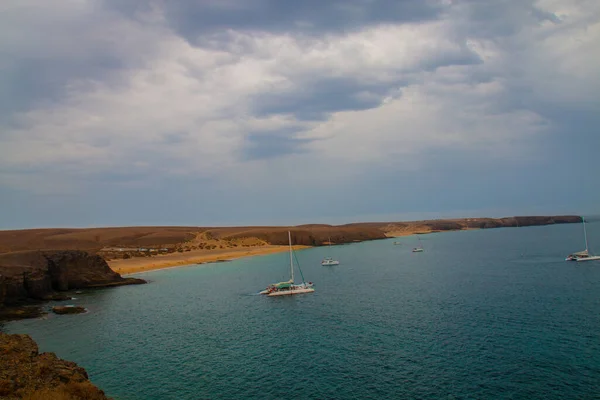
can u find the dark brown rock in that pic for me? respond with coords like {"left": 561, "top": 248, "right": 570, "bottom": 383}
{"left": 44, "top": 250, "right": 141, "bottom": 288}
{"left": 52, "top": 305, "right": 86, "bottom": 315}
{"left": 0, "top": 332, "right": 108, "bottom": 399}
{"left": 0, "top": 305, "right": 44, "bottom": 320}
{"left": 0, "top": 250, "right": 146, "bottom": 320}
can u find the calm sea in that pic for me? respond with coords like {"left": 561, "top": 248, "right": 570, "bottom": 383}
{"left": 4, "top": 222, "right": 600, "bottom": 399}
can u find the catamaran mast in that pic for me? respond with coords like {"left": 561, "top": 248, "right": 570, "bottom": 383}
{"left": 288, "top": 231, "right": 294, "bottom": 283}
{"left": 583, "top": 217, "right": 589, "bottom": 252}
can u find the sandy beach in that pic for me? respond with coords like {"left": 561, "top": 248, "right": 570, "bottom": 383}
{"left": 108, "top": 227, "right": 431, "bottom": 275}
{"left": 108, "top": 245, "right": 310, "bottom": 275}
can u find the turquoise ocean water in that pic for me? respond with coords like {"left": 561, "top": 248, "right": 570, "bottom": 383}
{"left": 4, "top": 222, "right": 600, "bottom": 399}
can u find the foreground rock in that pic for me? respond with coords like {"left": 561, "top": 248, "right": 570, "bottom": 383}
{"left": 52, "top": 305, "right": 86, "bottom": 315}
{"left": 0, "top": 250, "right": 146, "bottom": 320}
{"left": 0, "top": 332, "right": 108, "bottom": 399}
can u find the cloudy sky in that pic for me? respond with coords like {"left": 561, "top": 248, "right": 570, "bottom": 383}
{"left": 1, "top": 0, "right": 599, "bottom": 228}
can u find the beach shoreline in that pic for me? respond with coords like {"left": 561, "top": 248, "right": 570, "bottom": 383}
{"left": 108, "top": 245, "right": 311, "bottom": 275}
{"left": 108, "top": 228, "right": 434, "bottom": 275}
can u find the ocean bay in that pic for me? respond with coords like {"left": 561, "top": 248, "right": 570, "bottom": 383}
{"left": 5, "top": 223, "right": 600, "bottom": 399}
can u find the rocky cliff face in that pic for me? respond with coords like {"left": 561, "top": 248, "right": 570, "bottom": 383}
{"left": 0, "top": 250, "right": 145, "bottom": 319}
{"left": 0, "top": 332, "right": 108, "bottom": 399}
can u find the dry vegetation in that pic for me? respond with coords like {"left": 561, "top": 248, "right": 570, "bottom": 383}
{"left": 0, "top": 227, "right": 202, "bottom": 254}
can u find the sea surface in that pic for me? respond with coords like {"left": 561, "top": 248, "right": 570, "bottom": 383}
{"left": 4, "top": 222, "right": 600, "bottom": 399}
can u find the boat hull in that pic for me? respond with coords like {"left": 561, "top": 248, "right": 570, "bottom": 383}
{"left": 576, "top": 256, "right": 600, "bottom": 262}
{"left": 412, "top": 249, "right": 424, "bottom": 253}
{"left": 321, "top": 261, "right": 340, "bottom": 266}
{"left": 267, "top": 288, "right": 315, "bottom": 296}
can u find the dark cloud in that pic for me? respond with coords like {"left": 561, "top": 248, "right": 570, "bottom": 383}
{"left": 0, "top": 55, "right": 125, "bottom": 123}
{"left": 250, "top": 78, "right": 392, "bottom": 121}
{"left": 454, "top": 0, "right": 561, "bottom": 38}
{"left": 242, "top": 129, "right": 313, "bottom": 160}
{"left": 250, "top": 47, "right": 481, "bottom": 120}
{"left": 0, "top": 4, "right": 141, "bottom": 124}
{"left": 104, "top": 0, "right": 444, "bottom": 41}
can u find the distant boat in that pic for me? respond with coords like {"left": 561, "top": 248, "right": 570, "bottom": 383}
{"left": 321, "top": 257, "right": 339, "bottom": 266}
{"left": 566, "top": 217, "right": 600, "bottom": 262}
{"left": 412, "top": 235, "right": 424, "bottom": 253}
{"left": 393, "top": 241, "right": 402, "bottom": 245}
{"left": 321, "top": 236, "right": 340, "bottom": 266}
{"left": 259, "top": 231, "right": 315, "bottom": 296}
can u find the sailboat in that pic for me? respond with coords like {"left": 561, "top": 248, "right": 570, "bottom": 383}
{"left": 321, "top": 236, "right": 340, "bottom": 266}
{"left": 412, "top": 234, "right": 424, "bottom": 253}
{"left": 259, "top": 231, "right": 315, "bottom": 296}
{"left": 566, "top": 217, "right": 600, "bottom": 262}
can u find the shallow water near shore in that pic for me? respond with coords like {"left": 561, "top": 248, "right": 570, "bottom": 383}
{"left": 5, "top": 222, "right": 600, "bottom": 399}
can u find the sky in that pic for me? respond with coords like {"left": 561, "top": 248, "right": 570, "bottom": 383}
{"left": 1, "top": 0, "right": 599, "bottom": 229}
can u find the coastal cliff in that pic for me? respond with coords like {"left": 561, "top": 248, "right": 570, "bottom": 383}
{"left": 346, "top": 215, "right": 583, "bottom": 236}
{"left": 0, "top": 250, "right": 145, "bottom": 320}
{"left": 0, "top": 332, "right": 108, "bottom": 399}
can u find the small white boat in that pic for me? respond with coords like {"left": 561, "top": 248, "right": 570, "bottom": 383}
{"left": 260, "top": 231, "right": 315, "bottom": 297}
{"left": 321, "top": 236, "right": 340, "bottom": 266}
{"left": 566, "top": 217, "right": 600, "bottom": 262}
{"left": 321, "top": 257, "right": 340, "bottom": 266}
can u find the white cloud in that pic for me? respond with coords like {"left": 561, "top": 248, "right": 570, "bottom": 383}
{"left": 0, "top": 0, "right": 598, "bottom": 196}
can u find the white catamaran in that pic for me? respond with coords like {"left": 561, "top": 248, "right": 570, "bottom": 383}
{"left": 566, "top": 217, "right": 600, "bottom": 262}
{"left": 412, "top": 235, "right": 424, "bottom": 253}
{"left": 321, "top": 236, "right": 340, "bottom": 266}
{"left": 259, "top": 231, "right": 315, "bottom": 296}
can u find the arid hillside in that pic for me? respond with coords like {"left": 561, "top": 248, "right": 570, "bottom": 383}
{"left": 0, "top": 225, "right": 387, "bottom": 258}
{"left": 0, "top": 226, "right": 203, "bottom": 254}
{"left": 0, "top": 216, "right": 582, "bottom": 258}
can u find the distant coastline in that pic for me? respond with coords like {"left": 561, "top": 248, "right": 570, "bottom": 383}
{"left": 0, "top": 215, "right": 582, "bottom": 276}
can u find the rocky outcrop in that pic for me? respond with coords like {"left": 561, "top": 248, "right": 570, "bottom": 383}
{"left": 44, "top": 250, "right": 145, "bottom": 288}
{"left": 0, "top": 332, "right": 108, "bottom": 399}
{"left": 0, "top": 250, "right": 145, "bottom": 320}
{"left": 52, "top": 305, "right": 86, "bottom": 315}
